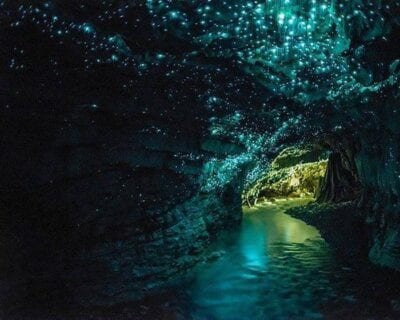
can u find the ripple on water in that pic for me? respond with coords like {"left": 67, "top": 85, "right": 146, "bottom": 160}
{"left": 149, "top": 200, "right": 400, "bottom": 320}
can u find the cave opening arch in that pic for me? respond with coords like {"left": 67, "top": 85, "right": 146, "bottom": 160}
{"left": 241, "top": 135, "right": 362, "bottom": 208}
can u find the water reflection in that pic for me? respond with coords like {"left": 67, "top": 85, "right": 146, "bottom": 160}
{"left": 187, "top": 199, "right": 331, "bottom": 319}
{"left": 129, "top": 199, "right": 400, "bottom": 320}
{"left": 238, "top": 200, "right": 319, "bottom": 272}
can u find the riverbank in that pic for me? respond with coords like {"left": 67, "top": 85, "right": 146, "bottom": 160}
{"left": 285, "top": 199, "right": 400, "bottom": 316}
{"left": 285, "top": 200, "right": 370, "bottom": 260}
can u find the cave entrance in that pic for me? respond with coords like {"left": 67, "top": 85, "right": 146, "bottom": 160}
{"left": 244, "top": 146, "right": 329, "bottom": 206}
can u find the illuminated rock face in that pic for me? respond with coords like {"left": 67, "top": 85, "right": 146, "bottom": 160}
{"left": 244, "top": 146, "right": 328, "bottom": 204}
{"left": 1, "top": 0, "right": 400, "bottom": 308}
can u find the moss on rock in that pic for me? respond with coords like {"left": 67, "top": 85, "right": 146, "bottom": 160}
{"left": 244, "top": 146, "right": 328, "bottom": 205}
{"left": 261, "top": 160, "right": 327, "bottom": 198}
{"left": 271, "top": 146, "right": 328, "bottom": 170}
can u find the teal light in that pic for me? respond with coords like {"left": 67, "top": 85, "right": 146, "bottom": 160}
{"left": 169, "top": 11, "right": 179, "bottom": 19}
{"left": 82, "top": 23, "right": 93, "bottom": 33}
{"left": 278, "top": 13, "right": 285, "bottom": 24}
{"left": 146, "top": 0, "right": 362, "bottom": 103}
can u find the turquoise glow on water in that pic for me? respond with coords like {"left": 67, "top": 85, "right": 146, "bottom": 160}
{"left": 188, "top": 198, "right": 331, "bottom": 319}
{"left": 137, "top": 199, "right": 400, "bottom": 319}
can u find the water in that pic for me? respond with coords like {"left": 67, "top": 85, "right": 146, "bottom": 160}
{"left": 188, "top": 199, "right": 330, "bottom": 319}
{"left": 57, "top": 199, "right": 399, "bottom": 319}
{"left": 149, "top": 198, "right": 400, "bottom": 320}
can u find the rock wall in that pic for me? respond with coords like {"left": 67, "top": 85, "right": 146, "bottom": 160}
{"left": 1, "top": 2, "right": 284, "bottom": 312}
{"left": 0, "top": 56, "right": 258, "bottom": 313}
{"left": 356, "top": 110, "right": 400, "bottom": 270}
{"left": 301, "top": 117, "right": 400, "bottom": 270}
{"left": 315, "top": 136, "right": 361, "bottom": 203}
{"left": 305, "top": 1, "right": 400, "bottom": 270}
{"left": 0, "top": 103, "right": 246, "bottom": 311}
{"left": 244, "top": 146, "right": 327, "bottom": 204}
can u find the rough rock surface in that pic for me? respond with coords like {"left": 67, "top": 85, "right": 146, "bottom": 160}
{"left": 271, "top": 146, "right": 328, "bottom": 170}
{"left": 0, "top": 104, "right": 246, "bottom": 310}
{"left": 357, "top": 129, "right": 400, "bottom": 270}
{"left": 286, "top": 202, "right": 370, "bottom": 260}
{"left": 244, "top": 147, "right": 327, "bottom": 204}
{"left": 288, "top": 128, "right": 400, "bottom": 270}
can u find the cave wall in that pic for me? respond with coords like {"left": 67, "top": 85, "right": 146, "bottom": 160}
{"left": 356, "top": 100, "right": 400, "bottom": 270}
{"left": 314, "top": 95, "right": 400, "bottom": 270}
{"left": 308, "top": 1, "right": 400, "bottom": 270}
{"left": 0, "top": 100, "right": 246, "bottom": 309}
{"left": 2, "top": 1, "right": 311, "bottom": 310}
{"left": 316, "top": 136, "right": 360, "bottom": 203}
{"left": 0, "top": 12, "right": 257, "bottom": 308}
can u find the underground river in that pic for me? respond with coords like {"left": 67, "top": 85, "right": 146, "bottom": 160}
{"left": 83, "top": 199, "right": 400, "bottom": 320}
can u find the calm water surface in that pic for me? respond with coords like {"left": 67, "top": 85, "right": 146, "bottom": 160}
{"left": 157, "top": 198, "right": 400, "bottom": 320}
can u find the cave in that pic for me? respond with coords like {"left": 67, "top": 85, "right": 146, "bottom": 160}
{"left": 2, "top": 0, "right": 400, "bottom": 319}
